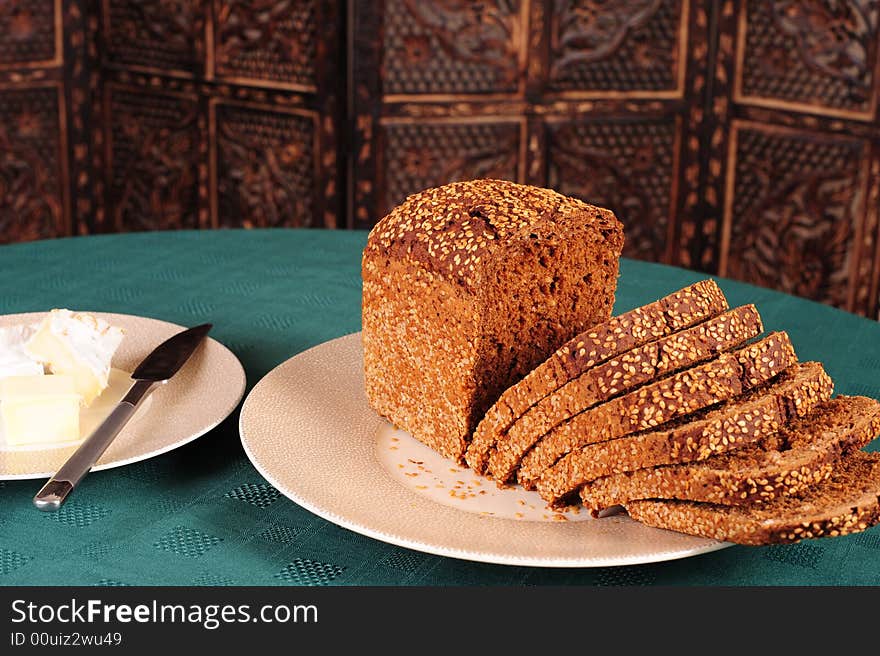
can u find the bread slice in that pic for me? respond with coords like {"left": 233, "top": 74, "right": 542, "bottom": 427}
{"left": 536, "top": 362, "right": 833, "bottom": 506}
{"left": 512, "top": 332, "right": 797, "bottom": 489}
{"left": 626, "top": 451, "right": 880, "bottom": 545}
{"left": 579, "top": 396, "right": 880, "bottom": 513}
{"left": 464, "top": 279, "right": 728, "bottom": 473}
{"left": 485, "top": 305, "right": 761, "bottom": 483}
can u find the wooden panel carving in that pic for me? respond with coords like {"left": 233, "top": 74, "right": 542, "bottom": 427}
{"left": 0, "top": 0, "right": 60, "bottom": 68}
{"left": 381, "top": 0, "right": 525, "bottom": 96}
{"left": 547, "top": 0, "right": 687, "bottom": 96}
{"left": 736, "top": 0, "right": 879, "bottom": 119}
{"left": 105, "top": 85, "right": 202, "bottom": 231}
{"left": 721, "top": 121, "right": 868, "bottom": 310}
{"left": 67, "top": 0, "right": 98, "bottom": 236}
{"left": 0, "top": 1, "right": 877, "bottom": 318}
{"left": 103, "top": 0, "right": 204, "bottom": 74}
{"left": 213, "top": 102, "right": 318, "bottom": 228}
{"left": 0, "top": 85, "right": 67, "bottom": 243}
{"left": 212, "top": 0, "right": 317, "bottom": 89}
{"left": 547, "top": 116, "right": 679, "bottom": 262}
{"left": 861, "top": 152, "right": 879, "bottom": 317}
{"left": 380, "top": 119, "right": 522, "bottom": 215}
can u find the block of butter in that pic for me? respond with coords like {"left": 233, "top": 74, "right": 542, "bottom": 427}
{"left": 25, "top": 309, "right": 124, "bottom": 406}
{"left": 0, "top": 375, "right": 81, "bottom": 447}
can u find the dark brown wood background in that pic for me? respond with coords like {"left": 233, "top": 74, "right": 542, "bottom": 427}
{"left": 2, "top": 1, "right": 879, "bottom": 318}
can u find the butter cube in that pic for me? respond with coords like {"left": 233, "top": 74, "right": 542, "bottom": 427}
{"left": 25, "top": 309, "right": 124, "bottom": 406}
{"left": 0, "top": 375, "right": 81, "bottom": 447}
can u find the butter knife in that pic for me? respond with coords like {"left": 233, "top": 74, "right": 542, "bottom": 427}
{"left": 33, "top": 323, "right": 212, "bottom": 511}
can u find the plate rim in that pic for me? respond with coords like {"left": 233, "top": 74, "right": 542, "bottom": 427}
{"left": 239, "top": 332, "right": 732, "bottom": 568}
{"left": 0, "top": 310, "right": 247, "bottom": 480}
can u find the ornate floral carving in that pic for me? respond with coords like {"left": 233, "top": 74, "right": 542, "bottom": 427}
{"left": 104, "top": 0, "right": 203, "bottom": 73}
{"left": 381, "top": 120, "right": 520, "bottom": 213}
{"left": 213, "top": 0, "right": 317, "bottom": 87}
{"left": 548, "top": 0, "right": 684, "bottom": 92}
{"left": 215, "top": 103, "right": 316, "bottom": 228}
{"left": 0, "top": 0, "right": 57, "bottom": 65}
{"left": 107, "top": 87, "right": 201, "bottom": 231}
{"left": 547, "top": 118, "right": 678, "bottom": 262}
{"left": 774, "top": 1, "right": 875, "bottom": 85}
{"left": 724, "top": 125, "right": 866, "bottom": 309}
{"left": 0, "top": 88, "right": 64, "bottom": 243}
{"left": 382, "top": 0, "right": 522, "bottom": 94}
{"left": 739, "top": 0, "right": 878, "bottom": 115}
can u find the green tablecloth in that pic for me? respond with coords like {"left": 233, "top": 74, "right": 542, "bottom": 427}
{"left": 1, "top": 229, "right": 879, "bottom": 586}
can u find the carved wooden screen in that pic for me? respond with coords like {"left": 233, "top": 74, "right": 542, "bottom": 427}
{"left": 0, "top": 0, "right": 344, "bottom": 242}
{"left": 0, "top": 0, "right": 76, "bottom": 242}
{"left": 94, "top": 0, "right": 344, "bottom": 232}
{"left": 351, "top": 0, "right": 880, "bottom": 317}
{"left": 351, "top": 0, "right": 708, "bottom": 267}
{"left": 2, "top": 1, "right": 879, "bottom": 317}
{"left": 708, "top": 0, "right": 880, "bottom": 316}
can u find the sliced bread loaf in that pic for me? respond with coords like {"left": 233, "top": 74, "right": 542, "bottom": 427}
{"left": 488, "top": 305, "right": 761, "bottom": 483}
{"left": 536, "top": 362, "right": 833, "bottom": 506}
{"left": 625, "top": 451, "right": 880, "bottom": 545}
{"left": 464, "top": 279, "right": 728, "bottom": 473}
{"left": 512, "top": 331, "right": 797, "bottom": 489}
{"left": 578, "top": 396, "right": 880, "bottom": 513}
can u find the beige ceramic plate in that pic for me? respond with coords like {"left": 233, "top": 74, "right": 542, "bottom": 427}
{"left": 239, "top": 333, "right": 731, "bottom": 568}
{"left": 0, "top": 312, "right": 246, "bottom": 480}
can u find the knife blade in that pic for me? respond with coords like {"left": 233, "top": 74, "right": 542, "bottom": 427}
{"left": 32, "top": 323, "right": 212, "bottom": 511}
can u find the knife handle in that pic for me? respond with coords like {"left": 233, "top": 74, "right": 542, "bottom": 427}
{"left": 33, "top": 380, "right": 155, "bottom": 512}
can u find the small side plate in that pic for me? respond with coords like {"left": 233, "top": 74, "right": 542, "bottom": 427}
{"left": 0, "top": 312, "right": 246, "bottom": 480}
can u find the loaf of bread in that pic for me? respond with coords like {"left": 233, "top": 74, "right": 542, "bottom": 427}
{"left": 362, "top": 181, "right": 880, "bottom": 546}
{"left": 362, "top": 180, "right": 624, "bottom": 462}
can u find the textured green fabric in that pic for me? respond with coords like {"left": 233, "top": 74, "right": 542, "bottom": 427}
{"left": 1, "top": 228, "right": 879, "bottom": 586}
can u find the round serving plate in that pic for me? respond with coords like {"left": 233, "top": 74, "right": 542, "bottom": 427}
{"left": 239, "top": 333, "right": 731, "bottom": 568}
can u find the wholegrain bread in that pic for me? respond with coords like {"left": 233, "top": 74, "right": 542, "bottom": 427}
{"left": 578, "top": 396, "right": 880, "bottom": 513}
{"left": 537, "top": 362, "right": 833, "bottom": 506}
{"left": 465, "top": 279, "right": 728, "bottom": 473}
{"left": 626, "top": 451, "right": 880, "bottom": 545}
{"left": 362, "top": 180, "right": 624, "bottom": 462}
{"left": 512, "top": 331, "right": 797, "bottom": 488}
{"left": 488, "top": 305, "right": 761, "bottom": 482}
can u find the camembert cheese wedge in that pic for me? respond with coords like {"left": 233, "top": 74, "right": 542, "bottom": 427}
{"left": 0, "top": 325, "right": 44, "bottom": 379}
{"left": 0, "top": 375, "right": 81, "bottom": 446}
{"left": 25, "top": 309, "right": 124, "bottom": 406}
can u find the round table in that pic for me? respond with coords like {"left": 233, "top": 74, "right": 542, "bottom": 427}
{"left": 1, "top": 229, "right": 879, "bottom": 586}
